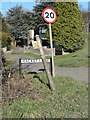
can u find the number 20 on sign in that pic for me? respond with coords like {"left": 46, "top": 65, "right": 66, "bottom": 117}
{"left": 42, "top": 8, "right": 57, "bottom": 24}
{"left": 42, "top": 8, "right": 57, "bottom": 77}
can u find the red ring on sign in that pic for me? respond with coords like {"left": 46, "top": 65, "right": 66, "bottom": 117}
{"left": 42, "top": 7, "right": 57, "bottom": 24}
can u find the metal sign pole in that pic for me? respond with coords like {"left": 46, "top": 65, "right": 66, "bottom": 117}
{"left": 49, "top": 23, "right": 55, "bottom": 77}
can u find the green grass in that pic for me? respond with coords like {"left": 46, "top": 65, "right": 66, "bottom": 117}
{"left": 24, "top": 33, "right": 88, "bottom": 67}
{"left": 24, "top": 52, "right": 50, "bottom": 59}
{"left": 54, "top": 32, "right": 88, "bottom": 67}
{"left": 54, "top": 41, "right": 88, "bottom": 67}
{"left": 24, "top": 52, "right": 41, "bottom": 59}
{"left": 4, "top": 60, "right": 14, "bottom": 69}
{"left": 3, "top": 73, "right": 88, "bottom": 118}
{"left": 24, "top": 42, "right": 88, "bottom": 67}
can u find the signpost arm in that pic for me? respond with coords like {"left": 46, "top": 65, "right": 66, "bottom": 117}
{"left": 49, "top": 23, "right": 55, "bottom": 77}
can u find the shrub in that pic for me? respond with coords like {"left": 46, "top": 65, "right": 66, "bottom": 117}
{"left": 1, "top": 32, "right": 11, "bottom": 50}
{"left": 47, "top": 2, "right": 85, "bottom": 52}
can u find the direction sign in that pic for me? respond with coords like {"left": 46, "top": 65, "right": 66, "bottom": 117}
{"left": 21, "top": 59, "right": 50, "bottom": 64}
{"left": 42, "top": 8, "right": 57, "bottom": 24}
{"left": 19, "top": 58, "right": 51, "bottom": 75}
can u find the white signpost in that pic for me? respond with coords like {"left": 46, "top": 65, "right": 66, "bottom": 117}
{"left": 42, "top": 8, "right": 57, "bottom": 77}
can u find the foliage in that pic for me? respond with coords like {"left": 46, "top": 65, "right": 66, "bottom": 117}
{"left": 6, "top": 5, "right": 33, "bottom": 41}
{"left": 81, "top": 11, "right": 88, "bottom": 32}
{"left": 5, "top": 3, "right": 85, "bottom": 51}
{"left": 0, "top": 12, "right": 11, "bottom": 50}
{"left": 1, "top": 32, "right": 8, "bottom": 47}
{"left": 79, "top": 5, "right": 88, "bottom": 24}
{"left": 2, "top": 17, "right": 8, "bottom": 33}
{"left": 46, "top": 2, "right": 85, "bottom": 52}
{"left": 54, "top": 32, "right": 88, "bottom": 67}
{"left": 81, "top": 11, "right": 88, "bottom": 24}
{"left": 5, "top": 3, "right": 55, "bottom": 43}
{"left": 3, "top": 73, "right": 88, "bottom": 118}
{"left": 1, "top": 32, "right": 11, "bottom": 50}
{"left": 0, "top": 12, "right": 8, "bottom": 33}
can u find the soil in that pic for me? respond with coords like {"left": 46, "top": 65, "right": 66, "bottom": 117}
{"left": 2, "top": 70, "right": 37, "bottom": 103}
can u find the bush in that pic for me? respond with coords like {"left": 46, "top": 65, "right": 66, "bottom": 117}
{"left": 47, "top": 2, "right": 85, "bottom": 52}
{"left": 2, "top": 32, "right": 8, "bottom": 47}
{"left": 1, "top": 32, "right": 11, "bottom": 50}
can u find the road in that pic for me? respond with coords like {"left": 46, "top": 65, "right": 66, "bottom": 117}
{"left": 5, "top": 52, "right": 88, "bottom": 83}
{"left": 55, "top": 67, "right": 88, "bottom": 83}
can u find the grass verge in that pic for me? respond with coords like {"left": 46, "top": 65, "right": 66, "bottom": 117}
{"left": 3, "top": 73, "right": 88, "bottom": 118}
{"left": 24, "top": 52, "right": 41, "bottom": 59}
{"left": 54, "top": 41, "right": 88, "bottom": 67}
{"left": 24, "top": 41, "right": 88, "bottom": 67}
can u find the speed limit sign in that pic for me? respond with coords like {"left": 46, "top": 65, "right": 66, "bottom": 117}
{"left": 42, "top": 8, "right": 57, "bottom": 24}
{"left": 42, "top": 8, "right": 57, "bottom": 77}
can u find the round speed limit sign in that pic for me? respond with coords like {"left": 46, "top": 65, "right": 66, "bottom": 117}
{"left": 42, "top": 8, "right": 57, "bottom": 24}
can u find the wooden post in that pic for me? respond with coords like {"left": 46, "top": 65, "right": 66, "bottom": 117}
{"left": 36, "top": 35, "right": 55, "bottom": 91}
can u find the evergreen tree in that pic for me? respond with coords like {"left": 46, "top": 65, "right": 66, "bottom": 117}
{"left": 47, "top": 2, "right": 84, "bottom": 52}
{"left": 6, "top": 3, "right": 55, "bottom": 41}
{"left": 2, "top": 17, "right": 8, "bottom": 33}
{"left": 6, "top": 5, "right": 33, "bottom": 41}
{"left": 0, "top": 12, "right": 11, "bottom": 49}
{"left": 0, "top": 12, "right": 8, "bottom": 33}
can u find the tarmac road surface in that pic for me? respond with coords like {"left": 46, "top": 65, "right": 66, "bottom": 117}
{"left": 55, "top": 67, "right": 88, "bottom": 83}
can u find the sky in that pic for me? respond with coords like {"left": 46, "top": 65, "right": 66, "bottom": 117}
{"left": 0, "top": 1, "right": 89, "bottom": 16}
